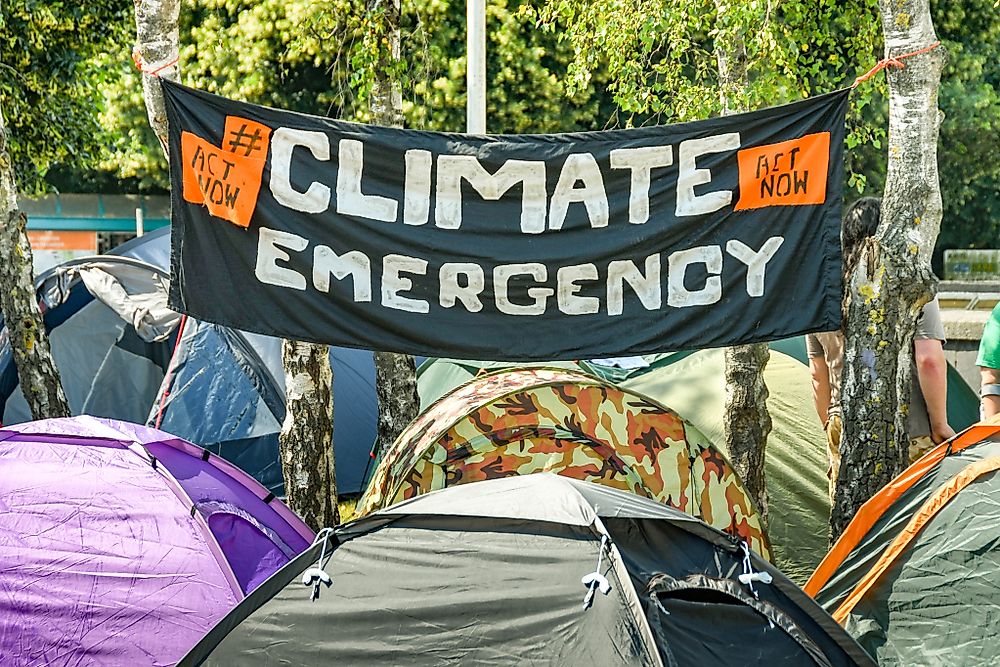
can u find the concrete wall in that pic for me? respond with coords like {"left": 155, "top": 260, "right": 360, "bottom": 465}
{"left": 939, "top": 280, "right": 999, "bottom": 393}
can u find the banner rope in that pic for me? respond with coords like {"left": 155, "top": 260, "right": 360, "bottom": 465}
{"left": 852, "top": 41, "right": 941, "bottom": 88}
{"left": 132, "top": 48, "right": 179, "bottom": 77}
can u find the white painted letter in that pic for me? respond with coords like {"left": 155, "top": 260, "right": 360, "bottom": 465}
{"left": 255, "top": 227, "right": 308, "bottom": 290}
{"left": 557, "top": 264, "right": 600, "bottom": 315}
{"left": 404, "top": 149, "right": 432, "bottom": 226}
{"left": 494, "top": 263, "right": 552, "bottom": 315}
{"left": 610, "top": 146, "right": 673, "bottom": 224}
{"left": 675, "top": 133, "right": 740, "bottom": 217}
{"left": 607, "top": 255, "right": 662, "bottom": 315}
{"left": 269, "top": 128, "right": 331, "bottom": 213}
{"left": 312, "top": 246, "right": 372, "bottom": 302}
{"left": 381, "top": 254, "right": 429, "bottom": 313}
{"left": 336, "top": 139, "right": 399, "bottom": 222}
{"left": 435, "top": 156, "right": 547, "bottom": 233}
{"left": 667, "top": 246, "right": 722, "bottom": 307}
{"left": 549, "top": 153, "right": 609, "bottom": 230}
{"left": 725, "top": 236, "right": 785, "bottom": 297}
{"left": 439, "top": 263, "right": 485, "bottom": 312}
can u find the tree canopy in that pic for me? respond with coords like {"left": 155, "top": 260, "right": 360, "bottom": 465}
{"left": 15, "top": 0, "right": 1000, "bottom": 257}
{"left": 1, "top": 1, "right": 130, "bottom": 194}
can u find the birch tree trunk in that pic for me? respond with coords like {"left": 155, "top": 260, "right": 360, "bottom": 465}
{"left": 0, "top": 105, "right": 70, "bottom": 420}
{"left": 133, "top": 0, "right": 180, "bottom": 155}
{"left": 368, "top": 0, "right": 421, "bottom": 457}
{"left": 830, "top": 0, "right": 944, "bottom": 540}
{"left": 278, "top": 338, "right": 337, "bottom": 528}
{"left": 715, "top": 1, "right": 772, "bottom": 528}
{"left": 135, "top": 0, "right": 338, "bottom": 525}
{"left": 280, "top": 340, "right": 338, "bottom": 530}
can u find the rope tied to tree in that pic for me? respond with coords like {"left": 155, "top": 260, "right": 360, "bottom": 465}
{"left": 852, "top": 41, "right": 941, "bottom": 88}
{"left": 132, "top": 48, "right": 179, "bottom": 77}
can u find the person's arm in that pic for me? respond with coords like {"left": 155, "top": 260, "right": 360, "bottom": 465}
{"left": 982, "top": 365, "right": 1000, "bottom": 420}
{"left": 809, "top": 355, "right": 831, "bottom": 427}
{"left": 914, "top": 338, "right": 955, "bottom": 443}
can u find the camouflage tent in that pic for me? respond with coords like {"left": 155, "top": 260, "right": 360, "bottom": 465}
{"left": 410, "top": 342, "right": 979, "bottom": 584}
{"left": 182, "top": 475, "right": 875, "bottom": 667}
{"left": 357, "top": 367, "right": 771, "bottom": 559}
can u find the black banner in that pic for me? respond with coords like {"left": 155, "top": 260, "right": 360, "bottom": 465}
{"left": 164, "top": 80, "right": 848, "bottom": 361}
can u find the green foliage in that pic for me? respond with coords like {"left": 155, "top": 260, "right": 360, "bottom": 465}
{"left": 30, "top": 0, "right": 1000, "bottom": 258}
{"left": 535, "top": 0, "right": 886, "bottom": 161}
{"left": 0, "top": 1, "right": 131, "bottom": 194}
{"left": 932, "top": 0, "right": 1000, "bottom": 252}
{"left": 846, "top": 0, "right": 1000, "bottom": 263}
{"left": 95, "top": 0, "right": 616, "bottom": 191}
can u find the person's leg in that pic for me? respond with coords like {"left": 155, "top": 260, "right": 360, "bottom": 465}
{"left": 826, "top": 414, "right": 842, "bottom": 504}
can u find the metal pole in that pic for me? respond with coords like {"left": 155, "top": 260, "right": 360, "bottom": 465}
{"left": 135, "top": 207, "right": 145, "bottom": 238}
{"left": 466, "top": 0, "right": 486, "bottom": 133}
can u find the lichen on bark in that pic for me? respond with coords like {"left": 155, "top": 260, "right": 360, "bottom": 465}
{"left": 831, "top": 0, "right": 944, "bottom": 541}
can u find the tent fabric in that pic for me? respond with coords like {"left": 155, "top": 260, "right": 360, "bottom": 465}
{"left": 360, "top": 367, "right": 771, "bottom": 559}
{"left": 808, "top": 423, "right": 1000, "bottom": 665}
{"left": 806, "top": 419, "right": 1000, "bottom": 597}
{"left": 0, "top": 228, "right": 381, "bottom": 495}
{"left": 2, "top": 295, "right": 170, "bottom": 424}
{"left": 619, "top": 348, "right": 833, "bottom": 584}
{"left": 76, "top": 261, "right": 180, "bottom": 342}
{"left": 413, "top": 351, "right": 822, "bottom": 580}
{"left": 181, "top": 475, "right": 874, "bottom": 667}
{"left": 831, "top": 455, "right": 1000, "bottom": 624}
{"left": 414, "top": 346, "right": 981, "bottom": 585}
{"left": 0, "top": 416, "right": 313, "bottom": 667}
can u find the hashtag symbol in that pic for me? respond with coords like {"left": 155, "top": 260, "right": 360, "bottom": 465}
{"left": 227, "top": 124, "right": 263, "bottom": 156}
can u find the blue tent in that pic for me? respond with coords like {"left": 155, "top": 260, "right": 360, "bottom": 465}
{"left": 0, "top": 228, "right": 377, "bottom": 494}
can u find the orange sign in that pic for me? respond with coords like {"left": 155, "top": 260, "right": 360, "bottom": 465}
{"left": 735, "top": 132, "right": 830, "bottom": 211}
{"left": 181, "top": 115, "right": 271, "bottom": 228}
{"left": 27, "top": 230, "right": 97, "bottom": 251}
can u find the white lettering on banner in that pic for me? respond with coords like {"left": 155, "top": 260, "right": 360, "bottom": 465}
{"left": 403, "top": 150, "right": 432, "bottom": 226}
{"left": 557, "top": 264, "right": 601, "bottom": 315}
{"left": 313, "top": 245, "right": 372, "bottom": 301}
{"left": 726, "top": 237, "right": 785, "bottom": 296}
{"left": 549, "top": 153, "right": 609, "bottom": 230}
{"left": 337, "top": 140, "right": 399, "bottom": 222}
{"left": 675, "top": 133, "right": 741, "bottom": 217}
{"left": 255, "top": 227, "right": 309, "bottom": 290}
{"left": 435, "top": 156, "right": 547, "bottom": 233}
{"left": 494, "top": 263, "right": 553, "bottom": 315}
{"left": 667, "top": 246, "right": 723, "bottom": 307}
{"left": 382, "top": 254, "right": 429, "bottom": 312}
{"left": 607, "top": 255, "right": 662, "bottom": 316}
{"left": 269, "top": 129, "right": 331, "bottom": 213}
{"left": 439, "top": 263, "right": 486, "bottom": 312}
{"left": 264, "top": 129, "right": 758, "bottom": 227}
{"left": 609, "top": 147, "right": 673, "bottom": 224}
{"left": 251, "top": 238, "right": 784, "bottom": 315}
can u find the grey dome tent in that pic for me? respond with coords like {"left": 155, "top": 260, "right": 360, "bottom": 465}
{"left": 0, "top": 228, "right": 380, "bottom": 494}
{"left": 182, "top": 475, "right": 875, "bottom": 667}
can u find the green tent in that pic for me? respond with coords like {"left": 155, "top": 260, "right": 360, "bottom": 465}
{"left": 806, "top": 422, "right": 1000, "bottom": 665}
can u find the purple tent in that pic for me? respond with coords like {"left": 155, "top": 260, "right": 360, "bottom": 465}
{"left": 0, "top": 416, "right": 314, "bottom": 666}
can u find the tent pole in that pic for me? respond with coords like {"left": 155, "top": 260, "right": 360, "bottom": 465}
{"left": 466, "top": 0, "right": 486, "bottom": 133}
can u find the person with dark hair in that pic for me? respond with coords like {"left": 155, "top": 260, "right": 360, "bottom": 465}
{"left": 807, "top": 197, "right": 955, "bottom": 500}
{"left": 978, "top": 303, "right": 1000, "bottom": 420}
